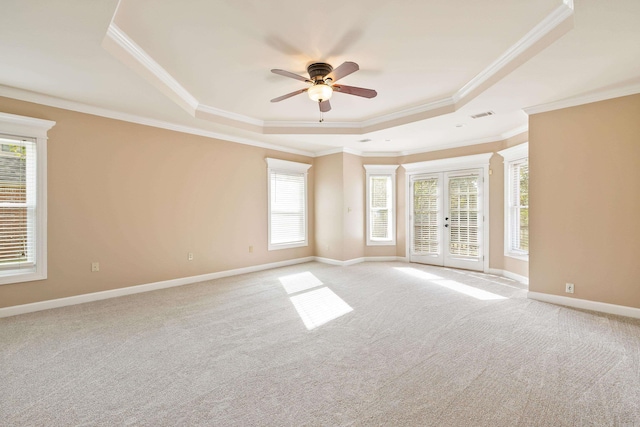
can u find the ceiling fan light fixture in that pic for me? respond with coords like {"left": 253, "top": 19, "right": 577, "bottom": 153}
{"left": 308, "top": 83, "right": 333, "bottom": 102}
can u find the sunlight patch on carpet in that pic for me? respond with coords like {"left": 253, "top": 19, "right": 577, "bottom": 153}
{"left": 394, "top": 267, "right": 443, "bottom": 280}
{"left": 430, "top": 279, "right": 507, "bottom": 301}
{"left": 279, "top": 271, "right": 324, "bottom": 295}
{"left": 289, "top": 287, "right": 353, "bottom": 330}
{"left": 396, "top": 267, "right": 506, "bottom": 301}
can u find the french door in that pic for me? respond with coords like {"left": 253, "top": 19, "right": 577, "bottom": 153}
{"left": 410, "top": 169, "right": 484, "bottom": 271}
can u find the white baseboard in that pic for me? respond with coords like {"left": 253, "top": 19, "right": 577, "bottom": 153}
{"left": 528, "top": 291, "right": 640, "bottom": 320}
{"left": 487, "top": 268, "right": 529, "bottom": 285}
{"left": 0, "top": 256, "right": 314, "bottom": 319}
{"left": 314, "top": 256, "right": 405, "bottom": 266}
{"left": 313, "top": 256, "right": 349, "bottom": 266}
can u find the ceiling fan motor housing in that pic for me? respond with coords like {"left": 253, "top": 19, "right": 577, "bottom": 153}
{"left": 307, "top": 63, "right": 333, "bottom": 82}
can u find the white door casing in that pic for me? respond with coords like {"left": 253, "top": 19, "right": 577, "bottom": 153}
{"left": 403, "top": 153, "right": 492, "bottom": 272}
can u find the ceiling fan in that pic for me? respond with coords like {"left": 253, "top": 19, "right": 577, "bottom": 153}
{"left": 270, "top": 61, "right": 377, "bottom": 115}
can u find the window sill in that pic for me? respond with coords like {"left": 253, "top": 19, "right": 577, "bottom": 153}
{"left": 0, "top": 270, "right": 46, "bottom": 286}
{"left": 504, "top": 253, "right": 529, "bottom": 262}
{"left": 268, "top": 241, "right": 308, "bottom": 251}
{"left": 367, "top": 240, "right": 396, "bottom": 246}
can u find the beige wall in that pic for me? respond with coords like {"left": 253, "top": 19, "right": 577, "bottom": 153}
{"left": 0, "top": 94, "right": 532, "bottom": 309}
{"left": 314, "top": 153, "right": 343, "bottom": 260}
{"left": 318, "top": 137, "right": 531, "bottom": 274}
{"left": 0, "top": 97, "right": 314, "bottom": 308}
{"left": 342, "top": 153, "right": 365, "bottom": 260}
{"left": 529, "top": 94, "right": 640, "bottom": 308}
{"left": 314, "top": 152, "right": 367, "bottom": 261}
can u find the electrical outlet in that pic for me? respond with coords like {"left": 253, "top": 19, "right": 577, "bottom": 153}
{"left": 188, "top": 252, "right": 194, "bottom": 261}
{"left": 91, "top": 262, "right": 99, "bottom": 272}
{"left": 565, "top": 283, "right": 574, "bottom": 294}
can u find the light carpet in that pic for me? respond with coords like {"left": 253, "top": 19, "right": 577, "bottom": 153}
{"left": 1, "top": 262, "right": 639, "bottom": 426}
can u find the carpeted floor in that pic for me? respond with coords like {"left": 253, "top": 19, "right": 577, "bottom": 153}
{"left": 1, "top": 261, "right": 639, "bottom": 426}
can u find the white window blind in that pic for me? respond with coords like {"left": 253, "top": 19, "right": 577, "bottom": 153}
{"left": 508, "top": 158, "right": 529, "bottom": 253}
{"left": 270, "top": 171, "right": 306, "bottom": 246}
{"left": 412, "top": 177, "right": 439, "bottom": 255}
{"left": 266, "top": 158, "right": 311, "bottom": 251}
{"left": 0, "top": 137, "right": 37, "bottom": 272}
{"left": 370, "top": 176, "right": 392, "bottom": 241}
{"left": 448, "top": 175, "right": 480, "bottom": 257}
{"left": 499, "top": 142, "right": 529, "bottom": 259}
{"left": 364, "top": 165, "right": 398, "bottom": 246}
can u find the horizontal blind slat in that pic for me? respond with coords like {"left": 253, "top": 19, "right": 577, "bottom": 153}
{"left": 0, "top": 139, "right": 37, "bottom": 267}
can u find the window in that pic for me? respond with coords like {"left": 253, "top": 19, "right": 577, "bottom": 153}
{"left": 266, "top": 158, "right": 311, "bottom": 250}
{"left": 0, "top": 112, "right": 54, "bottom": 285}
{"left": 498, "top": 143, "right": 528, "bottom": 259}
{"left": 364, "top": 165, "right": 398, "bottom": 246}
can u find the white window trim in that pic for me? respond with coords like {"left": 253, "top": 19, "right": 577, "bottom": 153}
{"left": 266, "top": 158, "right": 311, "bottom": 251}
{"left": 0, "top": 112, "right": 55, "bottom": 286}
{"left": 364, "top": 164, "right": 399, "bottom": 246}
{"left": 498, "top": 143, "right": 529, "bottom": 261}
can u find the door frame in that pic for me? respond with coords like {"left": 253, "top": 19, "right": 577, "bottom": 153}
{"left": 402, "top": 153, "right": 492, "bottom": 273}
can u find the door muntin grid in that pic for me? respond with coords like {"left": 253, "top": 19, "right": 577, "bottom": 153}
{"left": 412, "top": 177, "right": 440, "bottom": 255}
{"left": 448, "top": 175, "right": 479, "bottom": 258}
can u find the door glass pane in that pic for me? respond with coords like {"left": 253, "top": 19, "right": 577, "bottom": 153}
{"left": 448, "top": 176, "right": 479, "bottom": 257}
{"left": 413, "top": 178, "right": 439, "bottom": 254}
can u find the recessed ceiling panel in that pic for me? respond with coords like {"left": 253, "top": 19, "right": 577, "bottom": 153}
{"left": 114, "top": 0, "right": 561, "bottom": 122}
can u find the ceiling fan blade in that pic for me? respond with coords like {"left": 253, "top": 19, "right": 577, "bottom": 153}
{"left": 333, "top": 84, "right": 377, "bottom": 99}
{"left": 271, "top": 69, "right": 311, "bottom": 82}
{"left": 319, "top": 99, "right": 331, "bottom": 112}
{"left": 326, "top": 61, "right": 359, "bottom": 82}
{"left": 270, "top": 88, "right": 308, "bottom": 102}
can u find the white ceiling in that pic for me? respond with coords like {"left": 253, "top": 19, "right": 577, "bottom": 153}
{"left": 1, "top": 0, "right": 639, "bottom": 156}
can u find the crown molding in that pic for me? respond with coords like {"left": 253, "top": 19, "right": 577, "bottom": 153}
{"left": 104, "top": 24, "right": 199, "bottom": 112}
{"left": 263, "top": 120, "right": 360, "bottom": 129}
{"left": 500, "top": 124, "right": 528, "bottom": 140}
{"left": 0, "top": 84, "right": 534, "bottom": 160}
{"left": 196, "top": 103, "right": 263, "bottom": 128}
{"left": 455, "top": 0, "right": 574, "bottom": 103}
{"left": 523, "top": 83, "right": 640, "bottom": 115}
{"left": 102, "top": 1, "right": 574, "bottom": 135}
{"left": 361, "top": 97, "right": 455, "bottom": 128}
{"left": 380, "top": 125, "right": 528, "bottom": 158}
{"left": 314, "top": 146, "right": 364, "bottom": 157}
{"left": 0, "top": 85, "right": 316, "bottom": 158}
{"left": 345, "top": 124, "right": 528, "bottom": 158}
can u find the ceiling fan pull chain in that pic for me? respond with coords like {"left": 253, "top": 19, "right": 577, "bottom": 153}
{"left": 319, "top": 107, "right": 324, "bottom": 123}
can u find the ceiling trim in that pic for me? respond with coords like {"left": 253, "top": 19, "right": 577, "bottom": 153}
{"left": 454, "top": 0, "right": 574, "bottom": 103}
{"left": 0, "top": 85, "right": 316, "bottom": 158}
{"left": 195, "top": 104, "right": 262, "bottom": 127}
{"left": 313, "top": 125, "right": 528, "bottom": 158}
{"left": 360, "top": 97, "right": 456, "bottom": 129}
{"left": 104, "top": 24, "right": 199, "bottom": 113}
{"left": 314, "top": 147, "right": 364, "bottom": 157}
{"left": 104, "top": 1, "right": 574, "bottom": 135}
{"left": 523, "top": 82, "right": 640, "bottom": 115}
{"left": 0, "top": 84, "right": 531, "bottom": 160}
